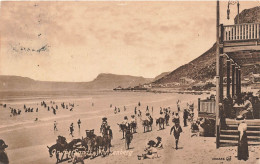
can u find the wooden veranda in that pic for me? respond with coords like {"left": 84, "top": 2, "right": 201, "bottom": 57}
{"left": 215, "top": 1, "right": 260, "bottom": 148}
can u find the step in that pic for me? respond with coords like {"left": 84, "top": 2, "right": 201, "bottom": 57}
{"left": 220, "top": 139, "right": 260, "bottom": 145}
{"left": 226, "top": 125, "right": 260, "bottom": 128}
{"left": 220, "top": 130, "right": 260, "bottom": 134}
{"left": 220, "top": 135, "right": 260, "bottom": 141}
{"left": 225, "top": 119, "right": 260, "bottom": 126}
{"left": 223, "top": 125, "right": 260, "bottom": 130}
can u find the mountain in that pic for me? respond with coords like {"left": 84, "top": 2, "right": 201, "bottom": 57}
{"left": 153, "top": 6, "right": 260, "bottom": 85}
{"left": 153, "top": 72, "right": 170, "bottom": 81}
{"left": 84, "top": 73, "right": 153, "bottom": 89}
{"left": 0, "top": 74, "right": 153, "bottom": 91}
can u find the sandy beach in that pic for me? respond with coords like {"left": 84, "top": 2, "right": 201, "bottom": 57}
{"left": 0, "top": 91, "right": 259, "bottom": 164}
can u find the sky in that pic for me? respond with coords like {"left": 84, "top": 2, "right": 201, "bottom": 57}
{"left": 0, "top": 1, "right": 259, "bottom": 82}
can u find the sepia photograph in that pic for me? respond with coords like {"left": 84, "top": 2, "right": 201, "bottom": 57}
{"left": 0, "top": 0, "right": 260, "bottom": 164}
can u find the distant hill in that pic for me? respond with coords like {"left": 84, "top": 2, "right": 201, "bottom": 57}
{"left": 0, "top": 74, "right": 153, "bottom": 91}
{"left": 153, "top": 72, "right": 170, "bottom": 81}
{"left": 153, "top": 6, "right": 260, "bottom": 85}
{"left": 85, "top": 73, "right": 153, "bottom": 89}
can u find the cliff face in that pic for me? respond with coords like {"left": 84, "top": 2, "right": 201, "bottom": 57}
{"left": 154, "top": 6, "right": 260, "bottom": 85}
{"left": 234, "top": 6, "right": 260, "bottom": 24}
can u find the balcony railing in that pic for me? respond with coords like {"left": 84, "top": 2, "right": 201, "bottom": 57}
{"left": 223, "top": 23, "right": 260, "bottom": 41}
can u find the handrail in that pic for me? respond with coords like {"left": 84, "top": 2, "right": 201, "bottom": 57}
{"left": 223, "top": 23, "right": 260, "bottom": 41}
{"left": 223, "top": 23, "right": 260, "bottom": 28}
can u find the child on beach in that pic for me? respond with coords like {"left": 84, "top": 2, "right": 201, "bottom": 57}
{"left": 170, "top": 122, "right": 183, "bottom": 150}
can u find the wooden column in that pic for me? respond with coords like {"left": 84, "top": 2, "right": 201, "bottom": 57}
{"left": 220, "top": 56, "right": 224, "bottom": 102}
{"left": 238, "top": 68, "right": 242, "bottom": 94}
{"left": 236, "top": 66, "right": 239, "bottom": 97}
{"left": 232, "top": 64, "right": 235, "bottom": 97}
{"left": 216, "top": 0, "right": 220, "bottom": 149}
{"left": 226, "top": 59, "right": 231, "bottom": 98}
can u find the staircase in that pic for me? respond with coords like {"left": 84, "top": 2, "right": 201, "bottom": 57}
{"left": 220, "top": 119, "right": 260, "bottom": 147}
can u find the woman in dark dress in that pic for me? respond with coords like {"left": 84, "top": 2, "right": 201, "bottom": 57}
{"left": 237, "top": 116, "right": 249, "bottom": 161}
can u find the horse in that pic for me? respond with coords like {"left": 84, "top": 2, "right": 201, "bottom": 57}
{"left": 117, "top": 123, "right": 128, "bottom": 139}
{"left": 47, "top": 139, "right": 82, "bottom": 163}
{"left": 102, "top": 134, "right": 112, "bottom": 156}
{"left": 141, "top": 116, "right": 153, "bottom": 133}
{"left": 66, "top": 139, "right": 82, "bottom": 158}
{"left": 92, "top": 135, "right": 111, "bottom": 157}
{"left": 47, "top": 144, "right": 66, "bottom": 163}
{"left": 125, "top": 128, "right": 133, "bottom": 150}
{"left": 129, "top": 122, "right": 137, "bottom": 133}
{"left": 81, "top": 136, "right": 96, "bottom": 158}
{"left": 165, "top": 113, "right": 170, "bottom": 126}
{"left": 156, "top": 117, "right": 165, "bottom": 130}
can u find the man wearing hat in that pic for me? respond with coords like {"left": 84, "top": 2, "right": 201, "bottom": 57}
{"left": 0, "top": 139, "right": 9, "bottom": 164}
{"left": 155, "top": 137, "right": 163, "bottom": 149}
{"left": 144, "top": 140, "right": 159, "bottom": 159}
{"left": 240, "top": 95, "right": 253, "bottom": 119}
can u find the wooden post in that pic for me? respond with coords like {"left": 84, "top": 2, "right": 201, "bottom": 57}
{"left": 227, "top": 59, "right": 231, "bottom": 98}
{"left": 238, "top": 68, "right": 242, "bottom": 94}
{"left": 220, "top": 56, "right": 224, "bottom": 102}
{"left": 236, "top": 66, "right": 239, "bottom": 97}
{"left": 237, "top": 1, "right": 240, "bottom": 24}
{"left": 232, "top": 64, "right": 235, "bottom": 97}
{"left": 216, "top": 0, "right": 220, "bottom": 149}
{"left": 198, "top": 98, "right": 201, "bottom": 112}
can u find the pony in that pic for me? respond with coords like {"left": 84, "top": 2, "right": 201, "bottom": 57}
{"left": 129, "top": 122, "right": 137, "bottom": 133}
{"left": 47, "top": 144, "right": 66, "bottom": 163}
{"left": 165, "top": 113, "right": 170, "bottom": 126}
{"left": 141, "top": 116, "right": 153, "bottom": 133}
{"left": 117, "top": 123, "right": 128, "bottom": 139}
{"left": 47, "top": 138, "right": 82, "bottom": 163}
{"left": 156, "top": 117, "right": 165, "bottom": 130}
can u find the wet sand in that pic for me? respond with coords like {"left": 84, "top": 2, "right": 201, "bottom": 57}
{"left": 0, "top": 91, "right": 259, "bottom": 164}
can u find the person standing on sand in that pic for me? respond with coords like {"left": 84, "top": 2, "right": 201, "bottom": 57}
{"left": 134, "top": 107, "right": 137, "bottom": 115}
{"left": 177, "top": 100, "right": 181, "bottom": 112}
{"left": 70, "top": 123, "right": 74, "bottom": 137}
{"left": 54, "top": 121, "right": 58, "bottom": 131}
{"left": 170, "top": 122, "right": 183, "bottom": 150}
{"left": 77, "top": 119, "right": 81, "bottom": 130}
{"left": 183, "top": 109, "right": 188, "bottom": 127}
{"left": 146, "top": 106, "right": 149, "bottom": 113}
{"left": 237, "top": 115, "right": 249, "bottom": 161}
{"left": 0, "top": 139, "right": 9, "bottom": 164}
